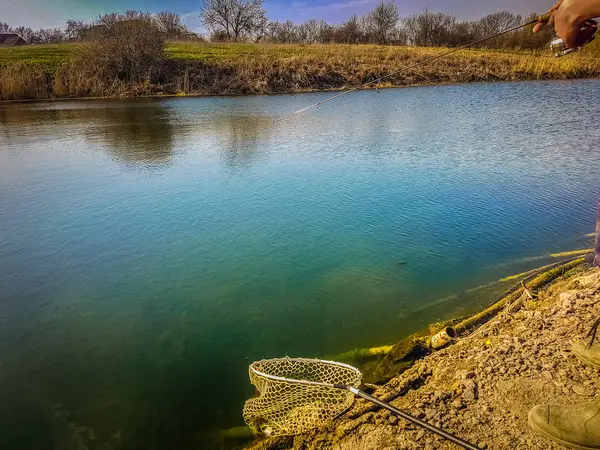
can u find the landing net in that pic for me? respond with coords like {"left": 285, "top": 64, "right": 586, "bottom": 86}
{"left": 243, "top": 357, "right": 362, "bottom": 437}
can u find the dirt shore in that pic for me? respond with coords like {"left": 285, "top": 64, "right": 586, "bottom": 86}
{"left": 247, "top": 266, "right": 600, "bottom": 450}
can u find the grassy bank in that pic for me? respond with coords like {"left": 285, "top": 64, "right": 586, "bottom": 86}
{"left": 2, "top": 41, "right": 600, "bottom": 101}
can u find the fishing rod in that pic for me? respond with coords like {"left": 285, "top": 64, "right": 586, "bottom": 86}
{"left": 260, "top": 12, "right": 597, "bottom": 130}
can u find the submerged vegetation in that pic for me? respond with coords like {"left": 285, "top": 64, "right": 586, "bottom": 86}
{"left": 2, "top": 41, "right": 600, "bottom": 101}
{"left": 337, "top": 254, "right": 590, "bottom": 385}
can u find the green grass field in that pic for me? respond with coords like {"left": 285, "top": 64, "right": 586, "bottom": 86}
{"left": 0, "top": 41, "right": 540, "bottom": 67}
{"left": 0, "top": 43, "right": 80, "bottom": 71}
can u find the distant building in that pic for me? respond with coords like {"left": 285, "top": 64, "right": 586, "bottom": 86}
{"left": 0, "top": 33, "right": 27, "bottom": 47}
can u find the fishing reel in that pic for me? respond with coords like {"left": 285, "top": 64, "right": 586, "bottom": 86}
{"left": 539, "top": 13, "right": 598, "bottom": 57}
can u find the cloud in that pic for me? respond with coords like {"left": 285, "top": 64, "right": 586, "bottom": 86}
{"left": 181, "top": 10, "right": 207, "bottom": 34}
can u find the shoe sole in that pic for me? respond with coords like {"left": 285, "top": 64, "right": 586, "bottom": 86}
{"left": 572, "top": 347, "right": 600, "bottom": 370}
{"left": 528, "top": 415, "right": 600, "bottom": 450}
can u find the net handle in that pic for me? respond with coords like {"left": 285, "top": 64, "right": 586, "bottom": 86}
{"left": 334, "top": 384, "right": 481, "bottom": 450}
{"left": 249, "top": 357, "right": 362, "bottom": 388}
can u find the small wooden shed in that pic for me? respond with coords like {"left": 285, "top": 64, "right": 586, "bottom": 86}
{"left": 0, "top": 34, "right": 27, "bottom": 47}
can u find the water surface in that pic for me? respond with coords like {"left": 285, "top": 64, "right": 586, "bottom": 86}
{"left": 1, "top": 80, "right": 599, "bottom": 449}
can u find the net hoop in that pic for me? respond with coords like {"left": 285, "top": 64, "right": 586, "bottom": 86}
{"left": 243, "top": 357, "right": 363, "bottom": 437}
{"left": 249, "top": 357, "right": 361, "bottom": 388}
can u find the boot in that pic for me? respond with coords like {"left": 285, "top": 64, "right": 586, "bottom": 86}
{"left": 528, "top": 398, "right": 600, "bottom": 449}
{"left": 572, "top": 317, "right": 600, "bottom": 369}
{"left": 572, "top": 340, "right": 600, "bottom": 369}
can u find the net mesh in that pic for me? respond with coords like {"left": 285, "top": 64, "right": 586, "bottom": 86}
{"left": 243, "top": 358, "right": 362, "bottom": 437}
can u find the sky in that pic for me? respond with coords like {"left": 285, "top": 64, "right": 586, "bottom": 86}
{"left": 1, "top": 0, "right": 554, "bottom": 32}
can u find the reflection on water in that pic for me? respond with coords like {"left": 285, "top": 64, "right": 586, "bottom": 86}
{"left": 215, "top": 115, "right": 272, "bottom": 170}
{"left": 1, "top": 80, "right": 599, "bottom": 450}
{"left": 0, "top": 100, "right": 278, "bottom": 172}
{"left": 85, "top": 103, "right": 175, "bottom": 169}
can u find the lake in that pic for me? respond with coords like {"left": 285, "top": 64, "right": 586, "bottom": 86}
{"left": 1, "top": 80, "right": 599, "bottom": 449}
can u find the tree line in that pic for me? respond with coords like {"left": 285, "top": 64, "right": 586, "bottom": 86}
{"left": 0, "top": 10, "right": 199, "bottom": 44}
{"left": 1, "top": 1, "right": 553, "bottom": 50}
{"left": 200, "top": 0, "right": 553, "bottom": 49}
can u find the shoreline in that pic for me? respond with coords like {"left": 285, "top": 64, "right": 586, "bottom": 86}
{"left": 2, "top": 76, "right": 600, "bottom": 106}
{"left": 244, "top": 258, "right": 599, "bottom": 450}
{"left": 3, "top": 42, "right": 600, "bottom": 103}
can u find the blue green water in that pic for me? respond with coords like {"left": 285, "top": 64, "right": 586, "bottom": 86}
{"left": 0, "top": 80, "right": 599, "bottom": 449}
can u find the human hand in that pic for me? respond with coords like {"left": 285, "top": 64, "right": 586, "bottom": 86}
{"left": 534, "top": 0, "right": 600, "bottom": 48}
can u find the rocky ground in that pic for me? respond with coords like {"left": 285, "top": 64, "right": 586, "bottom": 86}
{"left": 249, "top": 267, "right": 600, "bottom": 450}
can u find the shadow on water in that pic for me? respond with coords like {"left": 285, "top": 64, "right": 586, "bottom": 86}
{"left": 0, "top": 304, "right": 240, "bottom": 450}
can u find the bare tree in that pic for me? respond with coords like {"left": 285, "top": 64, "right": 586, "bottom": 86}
{"left": 65, "top": 20, "right": 87, "bottom": 41}
{"left": 265, "top": 20, "right": 298, "bottom": 43}
{"left": 200, "top": 0, "right": 267, "bottom": 41}
{"left": 404, "top": 9, "right": 455, "bottom": 46}
{"left": 80, "top": 12, "right": 165, "bottom": 82}
{"left": 333, "top": 14, "right": 361, "bottom": 44}
{"left": 0, "top": 22, "right": 12, "bottom": 33}
{"left": 155, "top": 11, "right": 193, "bottom": 39}
{"left": 363, "top": 1, "right": 400, "bottom": 44}
{"left": 477, "top": 11, "right": 522, "bottom": 36}
{"left": 445, "top": 20, "right": 477, "bottom": 47}
{"left": 13, "top": 26, "right": 35, "bottom": 43}
{"left": 34, "top": 28, "right": 66, "bottom": 44}
{"left": 298, "top": 19, "right": 323, "bottom": 44}
{"left": 317, "top": 21, "right": 334, "bottom": 43}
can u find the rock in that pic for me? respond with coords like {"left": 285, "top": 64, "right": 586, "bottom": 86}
{"left": 462, "top": 388, "right": 476, "bottom": 401}
{"left": 451, "top": 399, "right": 465, "bottom": 409}
{"left": 576, "top": 271, "right": 600, "bottom": 288}
{"left": 462, "top": 379, "right": 476, "bottom": 389}
{"left": 562, "top": 307, "right": 575, "bottom": 316}
{"left": 560, "top": 291, "right": 577, "bottom": 304}
{"left": 573, "top": 384, "right": 589, "bottom": 396}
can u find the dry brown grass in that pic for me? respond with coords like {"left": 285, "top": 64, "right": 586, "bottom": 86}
{"left": 2, "top": 42, "right": 600, "bottom": 101}
{"left": 0, "top": 61, "right": 52, "bottom": 100}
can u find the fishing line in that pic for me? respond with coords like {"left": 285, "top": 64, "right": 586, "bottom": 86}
{"left": 257, "top": 17, "right": 545, "bottom": 131}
